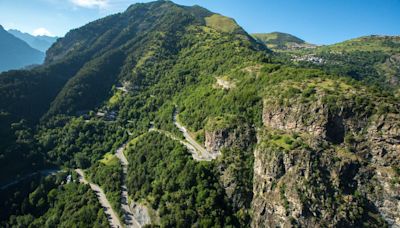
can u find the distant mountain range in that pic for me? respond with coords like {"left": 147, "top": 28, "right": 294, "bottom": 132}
{"left": 8, "top": 29, "right": 58, "bottom": 52}
{"left": 0, "top": 25, "right": 45, "bottom": 72}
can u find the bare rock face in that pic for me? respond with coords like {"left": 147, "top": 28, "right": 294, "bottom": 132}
{"left": 364, "top": 114, "right": 400, "bottom": 228}
{"left": 252, "top": 143, "right": 311, "bottom": 227}
{"left": 204, "top": 115, "right": 256, "bottom": 210}
{"left": 205, "top": 121, "right": 255, "bottom": 155}
{"left": 262, "top": 96, "right": 370, "bottom": 144}
{"left": 380, "top": 54, "right": 400, "bottom": 86}
{"left": 205, "top": 129, "right": 228, "bottom": 155}
{"left": 262, "top": 98, "right": 328, "bottom": 139}
{"left": 251, "top": 134, "right": 390, "bottom": 227}
{"left": 368, "top": 167, "right": 400, "bottom": 227}
{"left": 367, "top": 114, "right": 400, "bottom": 166}
{"left": 253, "top": 94, "right": 400, "bottom": 227}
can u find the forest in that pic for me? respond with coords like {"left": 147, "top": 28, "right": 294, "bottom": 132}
{"left": 0, "top": 1, "right": 399, "bottom": 227}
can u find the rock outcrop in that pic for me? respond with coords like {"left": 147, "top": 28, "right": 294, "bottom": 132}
{"left": 205, "top": 115, "right": 255, "bottom": 155}
{"left": 379, "top": 54, "right": 400, "bottom": 86}
{"left": 205, "top": 115, "right": 256, "bottom": 210}
{"left": 262, "top": 95, "right": 371, "bottom": 144}
{"left": 253, "top": 88, "right": 400, "bottom": 227}
{"left": 252, "top": 131, "right": 393, "bottom": 227}
{"left": 367, "top": 114, "right": 400, "bottom": 166}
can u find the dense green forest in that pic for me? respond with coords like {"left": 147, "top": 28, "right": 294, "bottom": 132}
{"left": 0, "top": 172, "right": 109, "bottom": 227}
{"left": 126, "top": 132, "right": 239, "bottom": 226}
{"left": 0, "top": 1, "right": 399, "bottom": 227}
{"left": 88, "top": 154, "right": 124, "bottom": 219}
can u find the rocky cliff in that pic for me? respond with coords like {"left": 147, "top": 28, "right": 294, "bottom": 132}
{"left": 252, "top": 78, "right": 400, "bottom": 227}
{"left": 252, "top": 130, "right": 397, "bottom": 227}
{"left": 204, "top": 115, "right": 256, "bottom": 217}
{"left": 205, "top": 115, "right": 255, "bottom": 155}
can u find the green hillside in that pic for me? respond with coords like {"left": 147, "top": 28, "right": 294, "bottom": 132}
{"left": 0, "top": 1, "right": 399, "bottom": 227}
{"left": 287, "top": 35, "right": 400, "bottom": 91}
{"left": 323, "top": 35, "right": 400, "bottom": 52}
{"left": 252, "top": 32, "right": 315, "bottom": 50}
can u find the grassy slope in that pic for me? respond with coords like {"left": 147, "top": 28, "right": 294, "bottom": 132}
{"left": 252, "top": 32, "right": 307, "bottom": 49}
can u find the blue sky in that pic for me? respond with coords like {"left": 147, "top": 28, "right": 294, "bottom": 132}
{"left": 0, "top": 0, "right": 399, "bottom": 44}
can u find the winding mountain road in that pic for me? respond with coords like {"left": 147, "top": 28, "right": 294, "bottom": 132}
{"left": 149, "top": 128, "right": 210, "bottom": 161}
{"left": 173, "top": 113, "right": 218, "bottom": 160}
{"left": 115, "top": 145, "right": 142, "bottom": 228}
{"left": 75, "top": 169, "right": 123, "bottom": 228}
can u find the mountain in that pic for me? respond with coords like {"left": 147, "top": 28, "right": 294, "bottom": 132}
{"left": 0, "top": 1, "right": 265, "bottom": 226}
{"left": 252, "top": 32, "right": 316, "bottom": 50}
{"left": 0, "top": 1, "right": 399, "bottom": 227}
{"left": 8, "top": 29, "right": 58, "bottom": 52}
{"left": 0, "top": 25, "right": 44, "bottom": 72}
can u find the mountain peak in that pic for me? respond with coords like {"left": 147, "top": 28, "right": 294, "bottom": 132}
{"left": 45, "top": 0, "right": 262, "bottom": 64}
{"left": 125, "top": 0, "right": 177, "bottom": 12}
{"left": 124, "top": 0, "right": 213, "bottom": 22}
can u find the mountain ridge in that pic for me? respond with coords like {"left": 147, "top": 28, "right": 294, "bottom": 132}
{"left": 8, "top": 29, "right": 58, "bottom": 52}
{"left": 0, "top": 25, "right": 44, "bottom": 72}
{"left": 252, "top": 32, "right": 316, "bottom": 50}
{"left": 0, "top": 1, "right": 399, "bottom": 227}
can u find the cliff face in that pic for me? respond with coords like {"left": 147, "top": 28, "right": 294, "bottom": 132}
{"left": 252, "top": 132, "right": 398, "bottom": 227}
{"left": 205, "top": 117, "right": 255, "bottom": 155}
{"left": 204, "top": 115, "right": 256, "bottom": 212}
{"left": 262, "top": 94, "right": 371, "bottom": 144}
{"left": 252, "top": 86, "right": 400, "bottom": 227}
{"left": 252, "top": 137, "right": 329, "bottom": 227}
{"left": 263, "top": 85, "right": 399, "bottom": 161}
{"left": 365, "top": 114, "right": 400, "bottom": 226}
{"left": 380, "top": 54, "right": 400, "bottom": 86}
{"left": 367, "top": 114, "right": 400, "bottom": 166}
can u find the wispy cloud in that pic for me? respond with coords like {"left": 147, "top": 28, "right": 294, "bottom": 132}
{"left": 33, "top": 28, "right": 53, "bottom": 36}
{"left": 70, "top": 0, "right": 109, "bottom": 9}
